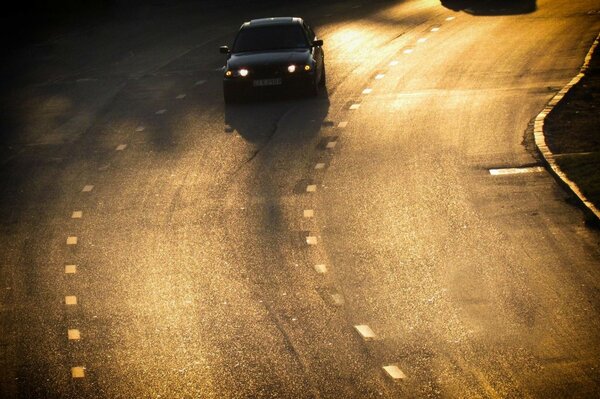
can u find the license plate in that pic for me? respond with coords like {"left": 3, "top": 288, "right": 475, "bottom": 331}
{"left": 253, "top": 78, "right": 282, "bottom": 87}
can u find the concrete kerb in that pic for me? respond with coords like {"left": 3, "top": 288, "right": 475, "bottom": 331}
{"left": 533, "top": 32, "right": 600, "bottom": 224}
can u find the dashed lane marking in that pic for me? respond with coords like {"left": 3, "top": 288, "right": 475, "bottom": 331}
{"left": 68, "top": 329, "right": 81, "bottom": 340}
{"left": 389, "top": 60, "right": 399, "bottom": 66}
{"left": 116, "top": 144, "right": 127, "bottom": 151}
{"left": 82, "top": 185, "right": 94, "bottom": 192}
{"left": 135, "top": 126, "right": 145, "bottom": 132}
{"left": 314, "top": 264, "right": 327, "bottom": 274}
{"left": 383, "top": 365, "right": 406, "bottom": 380}
{"left": 156, "top": 109, "right": 167, "bottom": 115}
{"left": 326, "top": 141, "right": 337, "bottom": 149}
{"left": 71, "top": 211, "right": 82, "bottom": 219}
{"left": 71, "top": 367, "right": 85, "bottom": 378}
{"left": 65, "top": 296, "right": 77, "bottom": 305}
{"left": 315, "top": 163, "right": 326, "bottom": 169}
{"left": 446, "top": 16, "right": 456, "bottom": 21}
{"left": 489, "top": 166, "right": 545, "bottom": 176}
{"left": 331, "top": 293, "right": 345, "bottom": 306}
{"left": 176, "top": 94, "right": 186, "bottom": 99}
{"left": 194, "top": 80, "right": 206, "bottom": 86}
{"left": 67, "top": 236, "right": 78, "bottom": 245}
{"left": 306, "top": 236, "right": 318, "bottom": 245}
{"left": 362, "top": 88, "right": 373, "bottom": 94}
{"left": 431, "top": 27, "right": 440, "bottom": 32}
{"left": 65, "top": 265, "right": 77, "bottom": 274}
{"left": 306, "top": 185, "right": 317, "bottom": 192}
{"left": 349, "top": 104, "right": 360, "bottom": 110}
{"left": 303, "top": 209, "right": 314, "bottom": 218}
{"left": 403, "top": 48, "right": 414, "bottom": 54}
{"left": 354, "top": 325, "right": 376, "bottom": 340}
{"left": 375, "top": 74, "right": 385, "bottom": 80}
{"left": 417, "top": 38, "right": 428, "bottom": 43}
{"left": 338, "top": 121, "right": 348, "bottom": 128}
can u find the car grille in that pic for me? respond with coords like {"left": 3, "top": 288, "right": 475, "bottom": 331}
{"left": 251, "top": 65, "right": 285, "bottom": 79}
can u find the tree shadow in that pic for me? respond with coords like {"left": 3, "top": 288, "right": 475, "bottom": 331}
{"left": 441, "top": 0, "right": 537, "bottom": 15}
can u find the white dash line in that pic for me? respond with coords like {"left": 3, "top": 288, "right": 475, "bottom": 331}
{"left": 375, "top": 74, "right": 385, "bottom": 80}
{"left": 306, "top": 185, "right": 317, "bottom": 193}
{"left": 194, "top": 80, "right": 206, "bottom": 86}
{"left": 354, "top": 325, "right": 376, "bottom": 340}
{"left": 65, "top": 264, "right": 77, "bottom": 274}
{"left": 417, "top": 38, "right": 428, "bottom": 43}
{"left": 489, "top": 166, "right": 545, "bottom": 176}
{"left": 403, "top": 48, "right": 414, "bottom": 54}
{"left": 349, "top": 104, "right": 360, "bottom": 110}
{"left": 315, "top": 163, "right": 325, "bottom": 170}
{"left": 446, "top": 16, "right": 456, "bottom": 21}
{"left": 303, "top": 209, "right": 314, "bottom": 218}
{"left": 71, "top": 211, "right": 82, "bottom": 219}
{"left": 338, "top": 121, "right": 348, "bottom": 128}
{"left": 71, "top": 367, "right": 85, "bottom": 378}
{"left": 65, "top": 296, "right": 77, "bottom": 305}
{"left": 331, "top": 293, "right": 345, "bottom": 305}
{"left": 116, "top": 144, "right": 127, "bottom": 151}
{"left": 362, "top": 88, "right": 373, "bottom": 94}
{"left": 82, "top": 185, "right": 94, "bottom": 192}
{"left": 68, "top": 329, "right": 81, "bottom": 340}
{"left": 326, "top": 141, "right": 337, "bottom": 149}
{"left": 389, "top": 60, "right": 399, "bottom": 66}
{"left": 431, "top": 27, "right": 440, "bottom": 32}
{"left": 156, "top": 109, "right": 167, "bottom": 115}
{"left": 383, "top": 365, "right": 406, "bottom": 380}
{"left": 135, "top": 126, "right": 145, "bottom": 132}
{"left": 66, "top": 236, "right": 78, "bottom": 245}
{"left": 176, "top": 94, "right": 186, "bottom": 99}
{"left": 314, "top": 264, "right": 327, "bottom": 274}
{"left": 306, "top": 236, "right": 318, "bottom": 245}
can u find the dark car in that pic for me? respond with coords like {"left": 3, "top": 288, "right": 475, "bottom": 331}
{"left": 219, "top": 17, "right": 325, "bottom": 103}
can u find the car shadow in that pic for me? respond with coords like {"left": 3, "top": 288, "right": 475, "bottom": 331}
{"left": 224, "top": 88, "right": 330, "bottom": 145}
{"left": 441, "top": 0, "right": 537, "bottom": 15}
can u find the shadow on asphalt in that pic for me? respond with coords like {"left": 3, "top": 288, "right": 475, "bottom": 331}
{"left": 441, "top": 0, "right": 537, "bottom": 15}
{"left": 224, "top": 89, "right": 330, "bottom": 144}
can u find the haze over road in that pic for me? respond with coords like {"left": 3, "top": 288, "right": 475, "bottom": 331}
{"left": 1, "top": 0, "right": 599, "bottom": 397}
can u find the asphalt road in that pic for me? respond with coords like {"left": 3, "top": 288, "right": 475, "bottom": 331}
{"left": 1, "top": 0, "right": 599, "bottom": 398}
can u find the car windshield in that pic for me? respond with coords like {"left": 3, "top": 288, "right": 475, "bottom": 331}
{"left": 233, "top": 25, "right": 309, "bottom": 53}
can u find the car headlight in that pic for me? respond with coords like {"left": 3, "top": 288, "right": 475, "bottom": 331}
{"left": 239, "top": 68, "right": 249, "bottom": 77}
{"left": 287, "top": 65, "right": 296, "bottom": 73}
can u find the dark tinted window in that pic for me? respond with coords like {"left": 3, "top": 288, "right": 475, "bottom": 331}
{"left": 233, "top": 25, "right": 309, "bottom": 53}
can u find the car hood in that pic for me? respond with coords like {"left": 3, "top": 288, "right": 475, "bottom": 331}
{"left": 227, "top": 49, "right": 311, "bottom": 69}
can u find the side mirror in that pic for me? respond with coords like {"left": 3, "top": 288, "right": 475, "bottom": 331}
{"left": 312, "top": 39, "right": 323, "bottom": 47}
{"left": 220, "top": 46, "right": 230, "bottom": 54}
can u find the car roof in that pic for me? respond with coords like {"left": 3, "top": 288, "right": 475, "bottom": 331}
{"left": 243, "top": 17, "right": 303, "bottom": 28}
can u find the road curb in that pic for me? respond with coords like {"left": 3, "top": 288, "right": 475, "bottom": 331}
{"left": 533, "top": 32, "right": 600, "bottom": 224}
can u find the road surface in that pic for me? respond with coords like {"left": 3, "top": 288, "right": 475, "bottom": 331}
{"left": 1, "top": 0, "right": 599, "bottom": 397}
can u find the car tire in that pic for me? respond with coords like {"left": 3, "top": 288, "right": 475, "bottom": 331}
{"left": 306, "top": 76, "right": 319, "bottom": 97}
{"left": 319, "top": 62, "right": 326, "bottom": 87}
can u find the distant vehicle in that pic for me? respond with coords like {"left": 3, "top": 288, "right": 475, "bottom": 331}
{"left": 219, "top": 17, "right": 325, "bottom": 103}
